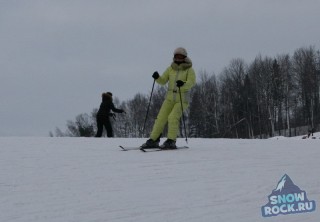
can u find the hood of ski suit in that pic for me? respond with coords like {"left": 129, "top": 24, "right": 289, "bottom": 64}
{"left": 156, "top": 57, "right": 196, "bottom": 103}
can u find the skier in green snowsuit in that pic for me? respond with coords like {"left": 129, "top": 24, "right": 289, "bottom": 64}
{"left": 141, "top": 47, "right": 196, "bottom": 149}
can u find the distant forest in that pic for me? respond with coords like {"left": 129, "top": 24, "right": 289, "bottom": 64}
{"left": 52, "top": 46, "right": 320, "bottom": 139}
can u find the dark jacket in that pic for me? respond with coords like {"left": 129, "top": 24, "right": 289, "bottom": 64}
{"left": 97, "top": 93, "right": 123, "bottom": 118}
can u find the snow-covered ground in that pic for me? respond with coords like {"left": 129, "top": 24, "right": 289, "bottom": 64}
{"left": 1, "top": 137, "right": 319, "bottom": 222}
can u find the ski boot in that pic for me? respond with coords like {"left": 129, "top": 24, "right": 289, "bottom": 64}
{"left": 160, "top": 139, "right": 177, "bottom": 150}
{"left": 141, "top": 138, "right": 160, "bottom": 148}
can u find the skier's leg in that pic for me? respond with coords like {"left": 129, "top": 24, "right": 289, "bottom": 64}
{"left": 95, "top": 117, "right": 103, "bottom": 137}
{"left": 167, "top": 102, "right": 188, "bottom": 140}
{"left": 149, "top": 100, "right": 174, "bottom": 141}
{"left": 105, "top": 118, "right": 114, "bottom": 137}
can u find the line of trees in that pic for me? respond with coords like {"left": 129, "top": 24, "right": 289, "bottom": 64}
{"left": 52, "top": 46, "right": 320, "bottom": 138}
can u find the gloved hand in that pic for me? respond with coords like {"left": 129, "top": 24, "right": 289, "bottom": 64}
{"left": 152, "top": 71, "right": 159, "bottom": 79}
{"left": 109, "top": 113, "right": 116, "bottom": 120}
{"left": 120, "top": 109, "right": 126, "bottom": 114}
{"left": 176, "top": 80, "right": 185, "bottom": 87}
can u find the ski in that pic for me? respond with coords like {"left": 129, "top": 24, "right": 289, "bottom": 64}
{"left": 119, "top": 145, "right": 189, "bottom": 152}
{"left": 119, "top": 145, "right": 159, "bottom": 151}
{"left": 140, "top": 146, "right": 189, "bottom": 152}
{"left": 119, "top": 145, "right": 140, "bottom": 151}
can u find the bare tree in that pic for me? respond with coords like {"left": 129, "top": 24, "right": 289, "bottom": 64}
{"left": 276, "top": 54, "right": 294, "bottom": 136}
{"left": 219, "top": 59, "right": 248, "bottom": 138}
{"left": 126, "top": 93, "right": 148, "bottom": 137}
{"left": 189, "top": 71, "right": 220, "bottom": 137}
{"left": 292, "top": 46, "right": 319, "bottom": 129}
{"left": 64, "top": 113, "right": 95, "bottom": 137}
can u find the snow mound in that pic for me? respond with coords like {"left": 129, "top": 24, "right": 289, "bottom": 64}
{"left": 268, "top": 131, "right": 320, "bottom": 140}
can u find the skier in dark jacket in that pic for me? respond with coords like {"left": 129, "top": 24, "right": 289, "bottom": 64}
{"left": 95, "top": 92, "right": 125, "bottom": 137}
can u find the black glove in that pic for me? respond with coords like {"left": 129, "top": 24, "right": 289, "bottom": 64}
{"left": 176, "top": 80, "right": 185, "bottom": 87}
{"left": 152, "top": 71, "right": 159, "bottom": 80}
{"left": 109, "top": 113, "right": 116, "bottom": 120}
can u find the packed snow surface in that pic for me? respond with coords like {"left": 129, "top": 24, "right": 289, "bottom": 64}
{"left": 1, "top": 137, "right": 319, "bottom": 222}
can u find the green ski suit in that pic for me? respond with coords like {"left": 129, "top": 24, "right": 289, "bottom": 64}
{"left": 150, "top": 58, "right": 196, "bottom": 141}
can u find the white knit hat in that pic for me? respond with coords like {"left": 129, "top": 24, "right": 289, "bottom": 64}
{"left": 174, "top": 47, "right": 188, "bottom": 57}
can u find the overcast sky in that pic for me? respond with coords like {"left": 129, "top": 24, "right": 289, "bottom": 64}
{"left": 1, "top": 0, "right": 320, "bottom": 136}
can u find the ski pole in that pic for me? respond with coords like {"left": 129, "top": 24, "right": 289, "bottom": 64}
{"left": 142, "top": 78, "right": 156, "bottom": 136}
{"left": 178, "top": 86, "right": 188, "bottom": 143}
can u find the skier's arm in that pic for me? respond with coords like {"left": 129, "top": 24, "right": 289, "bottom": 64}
{"left": 110, "top": 103, "right": 125, "bottom": 113}
{"left": 156, "top": 67, "right": 170, "bottom": 85}
{"left": 180, "top": 68, "right": 196, "bottom": 92}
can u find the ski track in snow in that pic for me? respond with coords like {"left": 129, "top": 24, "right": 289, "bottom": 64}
{"left": 0, "top": 137, "right": 319, "bottom": 222}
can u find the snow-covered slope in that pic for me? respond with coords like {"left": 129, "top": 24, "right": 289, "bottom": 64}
{"left": 1, "top": 137, "right": 319, "bottom": 222}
